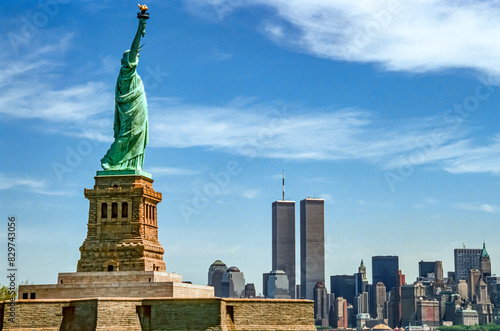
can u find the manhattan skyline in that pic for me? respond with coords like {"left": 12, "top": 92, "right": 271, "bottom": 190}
{"left": 0, "top": 1, "right": 499, "bottom": 293}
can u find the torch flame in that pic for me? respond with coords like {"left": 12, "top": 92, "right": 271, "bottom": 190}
{"left": 138, "top": 4, "right": 148, "bottom": 12}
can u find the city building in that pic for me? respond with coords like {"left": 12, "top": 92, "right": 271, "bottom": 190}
{"left": 314, "top": 282, "right": 329, "bottom": 327}
{"left": 469, "top": 269, "right": 481, "bottom": 300}
{"left": 457, "top": 279, "right": 469, "bottom": 300}
{"left": 356, "top": 313, "right": 371, "bottom": 329}
{"left": 332, "top": 296, "right": 348, "bottom": 329}
{"left": 221, "top": 266, "right": 246, "bottom": 298}
{"left": 372, "top": 256, "right": 399, "bottom": 292}
{"left": 263, "top": 272, "right": 271, "bottom": 298}
{"left": 454, "top": 247, "right": 482, "bottom": 281}
{"left": 416, "top": 299, "right": 440, "bottom": 327}
{"left": 375, "top": 282, "right": 387, "bottom": 320}
{"left": 245, "top": 283, "right": 256, "bottom": 298}
{"left": 480, "top": 242, "right": 491, "bottom": 279}
{"left": 486, "top": 277, "right": 500, "bottom": 307}
{"left": 272, "top": 200, "right": 296, "bottom": 298}
{"left": 330, "top": 275, "right": 356, "bottom": 305}
{"left": 296, "top": 284, "right": 302, "bottom": 299}
{"left": 355, "top": 259, "right": 369, "bottom": 296}
{"left": 472, "top": 277, "right": 494, "bottom": 324}
{"left": 267, "top": 270, "right": 291, "bottom": 299}
{"left": 356, "top": 292, "right": 369, "bottom": 315}
{"left": 400, "top": 282, "right": 426, "bottom": 327}
{"left": 418, "top": 261, "right": 443, "bottom": 281}
{"left": 387, "top": 269, "right": 405, "bottom": 328}
{"left": 456, "top": 309, "right": 479, "bottom": 326}
{"left": 208, "top": 259, "right": 227, "bottom": 297}
{"left": 300, "top": 198, "right": 325, "bottom": 300}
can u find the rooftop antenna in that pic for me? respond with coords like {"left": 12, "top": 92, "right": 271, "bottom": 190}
{"left": 282, "top": 170, "right": 285, "bottom": 201}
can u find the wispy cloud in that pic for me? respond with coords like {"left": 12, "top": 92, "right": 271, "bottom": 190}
{"left": 0, "top": 174, "right": 73, "bottom": 196}
{"left": 0, "top": 33, "right": 113, "bottom": 124}
{"left": 241, "top": 189, "right": 259, "bottom": 199}
{"left": 319, "top": 193, "right": 333, "bottom": 203}
{"left": 0, "top": 177, "right": 44, "bottom": 191}
{"left": 0, "top": 80, "right": 112, "bottom": 122}
{"left": 186, "top": 0, "right": 500, "bottom": 77}
{"left": 455, "top": 202, "right": 500, "bottom": 214}
{"left": 2, "top": 49, "right": 499, "bottom": 177}
{"left": 1, "top": 17, "right": 498, "bottom": 178}
{"left": 146, "top": 98, "right": 500, "bottom": 175}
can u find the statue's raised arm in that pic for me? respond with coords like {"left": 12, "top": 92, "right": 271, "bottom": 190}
{"left": 100, "top": 5, "right": 150, "bottom": 171}
{"left": 129, "top": 18, "right": 147, "bottom": 63}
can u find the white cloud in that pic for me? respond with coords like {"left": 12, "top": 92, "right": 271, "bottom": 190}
{"left": 0, "top": 177, "right": 44, "bottom": 190}
{"left": 319, "top": 193, "right": 333, "bottom": 203}
{"left": 1, "top": 17, "right": 498, "bottom": 177}
{"left": 0, "top": 174, "right": 73, "bottom": 196}
{"left": 0, "top": 80, "right": 112, "bottom": 122}
{"left": 242, "top": 189, "right": 259, "bottom": 199}
{"left": 0, "top": 32, "right": 113, "bottom": 124}
{"left": 455, "top": 202, "right": 500, "bottom": 214}
{"left": 146, "top": 98, "right": 500, "bottom": 174}
{"left": 186, "top": 0, "right": 500, "bottom": 77}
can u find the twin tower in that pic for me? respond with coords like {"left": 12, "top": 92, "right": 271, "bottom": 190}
{"left": 270, "top": 197, "right": 325, "bottom": 300}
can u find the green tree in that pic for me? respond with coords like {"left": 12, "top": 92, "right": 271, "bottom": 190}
{"left": 0, "top": 284, "right": 12, "bottom": 301}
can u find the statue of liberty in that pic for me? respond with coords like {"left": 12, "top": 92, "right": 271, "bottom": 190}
{"left": 101, "top": 6, "right": 150, "bottom": 171}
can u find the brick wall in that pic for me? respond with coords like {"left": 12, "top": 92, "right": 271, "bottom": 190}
{"left": 2, "top": 297, "right": 315, "bottom": 330}
{"left": 2, "top": 300, "right": 70, "bottom": 330}
{"left": 225, "top": 298, "right": 315, "bottom": 330}
{"left": 143, "top": 298, "right": 223, "bottom": 330}
{"left": 95, "top": 299, "right": 142, "bottom": 329}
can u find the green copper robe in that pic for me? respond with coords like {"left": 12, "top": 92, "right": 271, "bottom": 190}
{"left": 101, "top": 51, "right": 148, "bottom": 170}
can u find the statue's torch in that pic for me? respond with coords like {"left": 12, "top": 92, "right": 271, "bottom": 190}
{"left": 137, "top": 4, "right": 149, "bottom": 19}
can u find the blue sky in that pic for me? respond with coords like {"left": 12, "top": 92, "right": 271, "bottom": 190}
{"left": 0, "top": 1, "right": 499, "bottom": 295}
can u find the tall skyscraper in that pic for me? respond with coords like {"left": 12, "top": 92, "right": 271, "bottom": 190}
{"left": 355, "top": 260, "right": 368, "bottom": 296}
{"left": 480, "top": 242, "right": 491, "bottom": 279}
{"left": 208, "top": 259, "right": 227, "bottom": 297}
{"left": 314, "top": 282, "right": 329, "bottom": 327}
{"left": 454, "top": 247, "right": 482, "bottom": 281}
{"left": 208, "top": 259, "right": 227, "bottom": 285}
{"left": 375, "top": 282, "right": 387, "bottom": 320}
{"left": 300, "top": 198, "right": 325, "bottom": 300}
{"left": 330, "top": 275, "right": 356, "bottom": 305}
{"left": 272, "top": 200, "right": 296, "bottom": 298}
{"left": 372, "top": 256, "right": 399, "bottom": 292}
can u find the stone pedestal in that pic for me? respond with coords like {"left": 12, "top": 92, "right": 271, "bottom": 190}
{"left": 18, "top": 271, "right": 215, "bottom": 300}
{"left": 77, "top": 172, "right": 166, "bottom": 272}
